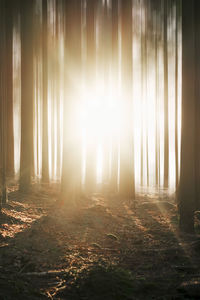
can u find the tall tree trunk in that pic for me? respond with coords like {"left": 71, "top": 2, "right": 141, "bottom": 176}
{"left": 194, "top": 0, "right": 200, "bottom": 210}
{"left": 144, "top": 1, "right": 149, "bottom": 187}
{"left": 174, "top": 0, "right": 179, "bottom": 190}
{"left": 110, "top": 0, "right": 119, "bottom": 193}
{"left": 19, "top": 0, "right": 34, "bottom": 192}
{"left": 61, "top": 0, "right": 82, "bottom": 203}
{"left": 42, "top": 0, "right": 49, "bottom": 183}
{"left": 119, "top": 0, "right": 135, "bottom": 198}
{"left": 101, "top": 0, "right": 111, "bottom": 189}
{"left": 155, "top": 8, "right": 160, "bottom": 187}
{"left": 5, "top": 0, "right": 14, "bottom": 178}
{"left": 0, "top": 0, "right": 7, "bottom": 205}
{"left": 140, "top": 2, "right": 144, "bottom": 186}
{"left": 85, "top": 0, "right": 97, "bottom": 194}
{"left": 163, "top": 0, "right": 169, "bottom": 188}
{"left": 56, "top": 0, "right": 61, "bottom": 180}
{"left": 179, "top": 0, "right": 196, "bottom": 233}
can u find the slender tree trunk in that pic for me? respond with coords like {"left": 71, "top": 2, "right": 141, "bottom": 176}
{"left": 101, "top": 1, "right": 111, "bottom": 188}
{"left": 56, "top": 0, "right": 61, "bottom": 180}
{"left": 110, "top": 0, "right": 119, "bottom": 193}
{"left": 144, "top": 2, "right": 149, "bottom": 187}
{"left": 0, "top": 0, "right": 7, "bottom": 205}
{"left": 179, "top": 0, "right": 196, "bottom": 233}
{"left": 175, "top": 0, "right": 179, "bottom": 190}
{"left": 5, "top": 0, "right": 14, "bottom": 177}
{"left": 19, "top": 0, "right": 34, "bottom": 192}
{"left": 42, "top": 0, "right": 49, "bottom": 183}
{"left": 33, "top": 1, "right": 42, "bottom": 181}
{"left": 140, "top": 2, "right": 144, "bottom": 186}
{"left": 61, "top": 0, "right": 82, "bottom": 203}
{"left": 85, "top": 0, "right": 97, "bottom": 194}
{"left": 163, "top": 0, "right": 169, "bottom": 188}
{"left": 194, "top": 0, "right": 200, "bottom": 210}
{"left": 155, "top": 10, "right": 159, "bottom": 187}
{"left": 119, "top": 0, "right": 135, "bottom": 198}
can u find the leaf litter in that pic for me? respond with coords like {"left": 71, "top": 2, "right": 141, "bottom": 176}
{"left": 0, "top": 186, "right": 200, "bottom": 299}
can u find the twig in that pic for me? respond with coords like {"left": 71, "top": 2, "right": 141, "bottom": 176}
{"left": 20, "top": 269, "right": 69, "bottom": 277}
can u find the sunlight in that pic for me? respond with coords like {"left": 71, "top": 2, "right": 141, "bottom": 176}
{"left": 80, "top": 84, "right": 120, "bottom": 140}
{"left": 11, "top": 0, "right": 182, "bottom": 191}
{"left": 79, "top": 82, "right": 120, "bottom": 183}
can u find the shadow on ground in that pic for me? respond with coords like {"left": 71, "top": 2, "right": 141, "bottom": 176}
{"left": 0, "top": 188, "right": 200, "bottom": 299}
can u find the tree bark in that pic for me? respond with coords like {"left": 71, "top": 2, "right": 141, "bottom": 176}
{"left": 5, "top": 0, "right": 14, "bottom": 177}
{"left": 163, "top": 0, "right": 169, "bottom": 188}
{"left": 155, "top": 7, "right": 160, "bottom": 187}
{"left": 61, "top": 0, "right": 82, "bottom": 203}
{"left": 174, "top": 0, "right": 179, "bottom": 190}
{"left": 144, "top": 1, "right": 149, "bottom": 187}
{"left": 0, "top": 0, "right": 8, "bottom": 205}
{"left": 119, "top": 0, "right": 135, "bottom": 198}
{"left": 110, "top": 0, "right": 119, "bottom": 193}
{"left": 101, "top": 0, "right": 111, "bottom": 189}
{"left": 84, "top": 0, "right": 97, "bottom": 194}
{"left": 19, "top": 0, "right": 34, "bottom": 192}
{"left": 194, "top": 0, "right": 200, "bottom": 210}
{"left": 42, "top": 0, "right": 49, "bottom": 183}
{"left": 140, "top": 1, "right": 144, "bottom": 186}
{"left": 179, "top": 0, "right": 196, "bottom": 233}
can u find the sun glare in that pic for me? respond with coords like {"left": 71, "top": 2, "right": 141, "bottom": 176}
{"left": 81, "top": 84, "right": 120, "bottom": 138}
{"left": 12, "top": 0, "right": 181, "bottom": 191}
{"left": 78, "top": 82, "right": 120, "bottom": 183}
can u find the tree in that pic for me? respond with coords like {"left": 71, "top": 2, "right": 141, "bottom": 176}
{"left": 140, "top": 0, "right": 144, "bottom": 186}
{"left": 163, "top": 0, "right": 169, "bottom": 188}
{"left": 19, "top": 0, "right": 34, "bottom": 192}
{"left": 42, "top": 0, "right": 49, "bottom": 183}
{"left": 119, "top": 0, "right": 135, "bottom": 198}
{"left": 5, "top": 0, "right": 14, "bottom": 177}
{"left": 55, "top": 0, "right": 62, "bottom": 180}
{"left": 194, "top": 0, "right": 200, "bottom": 210}
{"left": 101, "top": 0, "right": 111, "bottom": 189}
{"left": 61, "top": 0, "right": 82, "bottom": 203}
{"left": 154, "top": 2, "right": 160, "bottom": 187}
{"left": 144, "top": 0, "right": 149, "bottom": 186}
{"left": 178, "top": 0, "right": 196, "bottom": 233}
{"left": 174, "top": 0, "right": 179, "bottom": 189}
{"left": 0, "top": 0, "right": 8, "bottom": 205}
{"left": 110, "top": 0, "right": 119, "bottom": 193}
{"left": 84, "top": 0, "right": 97, "bottom": 194}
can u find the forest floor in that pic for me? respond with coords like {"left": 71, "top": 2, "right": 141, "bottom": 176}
{"left": 1, "top": 185, "right": 200, "bottom": 299}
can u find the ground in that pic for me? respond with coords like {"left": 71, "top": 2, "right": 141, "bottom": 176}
{"left": 1, "top": 185, "right": 200, "bottom": 299}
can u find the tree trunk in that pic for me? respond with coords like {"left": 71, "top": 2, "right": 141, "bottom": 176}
{"left": 19, "top": 0, "right": 34, "bottom": 192}
{"left": 194, "top": 0, "right": 200, "bottom": 210}
{"left": 119, "top": 0, "right": 135, "bottom": 199}
{"left": 101, "top": 1, "right": 111, "bottom": 189}
{"left": 0, "top": 0, "right": 8, "bottom": 205}
{"left": 5, "top": 0, "right": 14, "bottom": 177}
{"left": 174, "top": 0, "right": 179, "bottom": 190}
{"left": 140, "top": 1, "right": 144, "bottom": 186}
{"left": 110, "top": 0, "right": 119, "bottom": 193}
{"left": 163, "top": 0, "right": 169, "bottom": 188}
{"left": 144, "top": 2, "right": 149, "bottom": 187}
{"left": 61, "top": 0, "right": 82, "bottom": 203}
{"left": 155, "top": 7, "right": 160, "bottom": 187}
{"left": 179, "top": 0, "right": 196, "bottom": 233}
{"left": 42, "top": 0, "right": 49, "bottom": 183}
{"left": 84, "top": 0, "right": 97, "bottom": 194}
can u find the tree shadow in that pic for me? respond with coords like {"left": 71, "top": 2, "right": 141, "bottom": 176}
{"left": 0, "top": 192, "right": 200, "bottom": 299}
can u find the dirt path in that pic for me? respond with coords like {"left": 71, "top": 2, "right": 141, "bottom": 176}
{"left": 0, "top": 187, "right": 200, "bottom": 299}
